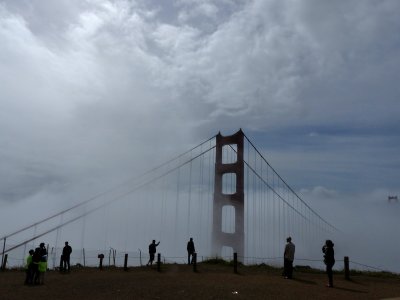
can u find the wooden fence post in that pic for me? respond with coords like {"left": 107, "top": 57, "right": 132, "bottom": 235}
{"left": 234, "top": 253, "right": 238, "bottom": 274}
{"left": 157, "top": 253, "right": 161, "bottom": 272}
{"left": 1, "top": 238, "right": 6, "bottom": 271}
{"left": 1, "top": 254, "right": 8, "bottom": 270}
{"left": 124, "top": 254, "right": 128, "bottom": 271}
{"left": 59, "top": 255, "right": 64, "bottom": 272}
{"left": 98, "top": 254, "right": 104, "bottom": 270}
{"left": 193, "top": 253, "right": 197, "bottom": 272}
{"left": 344, "top": 256, "right": 350, "bottom": 280}
{"left": 83, "top": 248, "right": 86, "bottom": 267}
{"left": 113, "top": 249, "right": 116, "bottom": 267}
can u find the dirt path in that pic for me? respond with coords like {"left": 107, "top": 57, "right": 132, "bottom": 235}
{"left": 1, "top": 264, "right": 400, "bottom": 299}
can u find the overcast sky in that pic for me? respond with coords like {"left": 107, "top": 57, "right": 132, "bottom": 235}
{"left": 1, "top": 0, "right": 400, "bottom": 271}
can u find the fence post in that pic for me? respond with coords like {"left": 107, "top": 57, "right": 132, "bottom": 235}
{"left": 124, "top": 254, "right": 128, "bottom": 271}
{"left": 234, "top": 253, "right": 238, "bottom": 274}
{"left": 1, "top": 254, "right": 8, "bottom": 270}
{"left": 83, "top": 248, "right": 86, "bottom": 267}
{"left": 113, "top": 249, "right": 116, "bottom": 267}
{"left": 59, "top": 255, "right": 64, "bottom": 272}
{"left": 193, "top": 253, "right": 197, "bottom": 272}
{"left": 98, "top": 254, "right": 104, "bottom": 270}
{"left": 157, "top": 253, "right": 161, "bottom": 272}
{"left": 344, "top": 256, "right": 350, "bottom": 280}
{"left": 1, "top": 238, "right": 6, "bottom": 271}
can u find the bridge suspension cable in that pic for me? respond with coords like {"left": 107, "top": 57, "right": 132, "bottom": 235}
{"left": 242, "top": 133, "right": 338, "bottom": 233}
{"left": 2, "top": 130, "right": 340, "bottom": 270}
{"left": 1, "top": 136, "right": 216, "bottom": 255}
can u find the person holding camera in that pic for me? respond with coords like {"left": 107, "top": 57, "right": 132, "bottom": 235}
{"left": 147, "top": 240, "right": 160, "bottom": 266}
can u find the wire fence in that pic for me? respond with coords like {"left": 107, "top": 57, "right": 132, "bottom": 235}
{"left": 2, "top": 245, "right": 395, "bottom": 275}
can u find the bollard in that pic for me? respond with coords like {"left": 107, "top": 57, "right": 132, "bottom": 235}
{"left": 157, "top": 253, "right": 161, "bottom": 272}
{"left": 344, "top": 256, "right": 350, "bottom": 280}
{"left": 193, "top": 253, "right": 197, "bottom": 272}
{"left": 234, "top": 253, "right": 238, "bottom": 274}
{"left": 124, "top": 254, "right": 128, "bottom": 271}
{"left": 1, "top": 254, "right": 8, "bottom": 270}
{"left": 98, "top": 254, "right": 104, "bottom": 270}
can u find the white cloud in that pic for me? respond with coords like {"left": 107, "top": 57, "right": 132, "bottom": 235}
{"left": 0, "top": 0, "right": 399, "bottom": 271}
{"left": 0, "top": 0, "right": 398, "bottom": 195}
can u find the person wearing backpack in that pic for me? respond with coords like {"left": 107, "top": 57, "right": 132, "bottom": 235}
{"left": 322, "top": 240, "right": 335, "bottom": 287}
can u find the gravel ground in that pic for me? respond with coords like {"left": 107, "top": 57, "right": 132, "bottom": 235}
{"left": 1, "top": 264, "right": 400, "bottom": 299}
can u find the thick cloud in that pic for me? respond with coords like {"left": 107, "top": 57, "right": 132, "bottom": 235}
{"left": 1, "top": 0, "right": 399, "bottom": 271}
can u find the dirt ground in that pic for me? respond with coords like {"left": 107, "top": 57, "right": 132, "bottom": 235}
{"left": 1, "top": 264, "right": 400, "bottom": 300}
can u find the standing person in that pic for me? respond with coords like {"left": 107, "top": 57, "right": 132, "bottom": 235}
{"left": 146, "top": 240, "right": 160, "bottom": 266}
{"left": 186, "top": 238, "right": 195, "bottom": 265}
{"left": 24, "top": 249, "right": 34, "bottom": 285}
{"left": 32, "top": 247, "right": 41, "bottom": 284}
{"left": 38, "top": 242, "right": 48, "bottom": 284}
{"left": 62, "top": 241, "right": 72, "bottom": 272}
{"left": 283, "top": 237, "right": 295, "bottom": 279}
{"left": 322, "top": 240, "right": 335, "bottom": 287}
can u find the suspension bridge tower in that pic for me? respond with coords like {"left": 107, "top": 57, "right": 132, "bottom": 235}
{"left": 212, "top": 129, "right": 244, "bottom": 259}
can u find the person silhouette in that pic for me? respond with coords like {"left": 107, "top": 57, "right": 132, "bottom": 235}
{"left": 283, "top": 237, "right": 295, "bottom": 279}
{"left": 38, "top": 242, "right": 48, "bottom": 284}
{"left": 187, "top": 238, "right": 195, "bottom": 265}
{"left": 32, "top": 243, "right": 47, "bottom": 284}
{"left": 322, "top": 240, "right": 335, "bottom": 287}
{"left": 146, "top": 240, "right": 160, "bottom": 266}
{"left": 24, "top": 249, "right": 34, "bottom": 285}
{"left": 62, "top": 241, "right": 72, "bottom": 272}
{"left": 32, "top": 247, "right": 41, "bottom": 284}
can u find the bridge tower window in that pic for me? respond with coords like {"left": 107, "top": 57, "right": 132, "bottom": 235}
{"left": 222, "top": 173, "right": 236, "bottom": 195}
{"left": 222, "top": 205, "right": 235, "bottom": 233}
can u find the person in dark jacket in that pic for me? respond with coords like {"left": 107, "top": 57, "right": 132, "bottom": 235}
{"left": 32, "top": 247, "right": 41, "bottom": 284}
{"left": 322, "top": 240, "right": 335, "bottom": 287}
{"left": 38, "top": 242, "right": 48, "bottom": 284}
{"left": 186, "top": 238, "right": 195, "bottom": 265}
{"left": 283, "top": 237, "right": 295, "bottom": 279}
{"left": 146, "top": 240, "right": 160, "bottom": 266}
{"left": 62, "top": 241, "right": 72, "bottom": 272}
